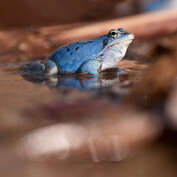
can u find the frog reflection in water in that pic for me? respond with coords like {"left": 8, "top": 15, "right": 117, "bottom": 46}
{"left": 21, "top": 28, "right": 134, "bottom": 76}
{"left": 22, "top": 69, "right": 127, "bottom": 90}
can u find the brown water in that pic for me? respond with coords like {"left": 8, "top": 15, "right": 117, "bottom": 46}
{"left": 1, "top": 58, "right": 177, "bottom": 177}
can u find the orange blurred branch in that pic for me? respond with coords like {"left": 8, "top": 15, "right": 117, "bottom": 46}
{"left": 56, "top": 9, "right": 177, "bottom": 42}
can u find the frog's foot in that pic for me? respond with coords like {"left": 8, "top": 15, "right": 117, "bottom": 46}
{"left": 21, "top": 60, "right": 58, "bottom": 76}
{"left": 78, "top": 59, "right": 102, "bottom": 76}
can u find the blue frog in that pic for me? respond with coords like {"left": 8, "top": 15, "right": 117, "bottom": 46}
{"left": 21, "top": 28, "right": 134, "bottom": 76}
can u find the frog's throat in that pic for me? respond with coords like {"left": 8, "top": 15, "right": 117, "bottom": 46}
{"left": 98, "top": 39, "right": 132, "bottom": 57}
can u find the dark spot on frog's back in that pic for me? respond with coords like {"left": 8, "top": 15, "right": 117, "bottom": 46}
{"left": 83, "top": 40, "right": 94, "bottom": 45}
{"left": 103, "top": 39, "right": 108, "bottom": 46}
{"left": 75, "top": 47, "right": 79, "bottom": 51}
{"left": 87, "top": 41, "right": 93, "bottom": 43}
{"left": 67, "top": 48, "right": 70, "bottom": 52}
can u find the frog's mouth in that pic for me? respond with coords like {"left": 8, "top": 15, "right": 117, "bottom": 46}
{"left": 108, "top": 39, "right": 133, "bottom": 48}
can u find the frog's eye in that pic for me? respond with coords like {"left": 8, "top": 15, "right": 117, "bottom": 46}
{"left": 109, "top": 29, "right": 118, "bottom": 39}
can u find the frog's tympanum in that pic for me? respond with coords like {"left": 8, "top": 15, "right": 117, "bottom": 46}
{"left": 21, "top": 28, "right": 134, "bottom": 76}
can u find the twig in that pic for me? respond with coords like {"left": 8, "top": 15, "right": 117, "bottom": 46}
{"left": 56, "top": 9, "right": 177, "bottom": 42}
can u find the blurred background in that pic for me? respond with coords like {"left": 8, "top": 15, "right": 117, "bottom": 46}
{"left": 0, "top": 0, "right": 176, "bottom": 29}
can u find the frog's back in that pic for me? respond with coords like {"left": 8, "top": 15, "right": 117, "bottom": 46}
{"left": 47, "top": 38, "right": 103, "bottom": 73}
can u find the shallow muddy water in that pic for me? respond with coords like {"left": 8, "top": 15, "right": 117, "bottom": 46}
{"left": 0, "top": 59, "right": 176, "bottom": 177}
{"left": 0, "top": 60, "right": 137, "bottom": 132}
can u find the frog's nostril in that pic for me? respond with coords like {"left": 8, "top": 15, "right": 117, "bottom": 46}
{"left": 124, "top": 31, "right": 129, "bottom": 35}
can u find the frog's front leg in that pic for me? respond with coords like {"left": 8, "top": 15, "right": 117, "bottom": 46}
{"left": 21, "top": 60, "right": 58, "bottom": 76}
{"left": 78, "top": 59, "right": 102, "bottom": 76}
{"left": 43, "top": 60, "right": 58, "bottom": 75}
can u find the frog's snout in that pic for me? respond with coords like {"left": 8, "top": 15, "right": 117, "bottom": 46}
{"left": 123, "top": 31, "right": 130, "bottom": 35}
{"left": 128, "top": 32, "right": 135, "bottom": 39}
{"left": 118, "top": 28, "right": 129, "bottom": 35}
{"left": 123, "top": 31, "right": 134, "bottom": 41}
{"left": 118, "top": 28, "right": 134, "bottom": 39}
{"left": 124, "top": 31, "right": 135, "bottom": 40}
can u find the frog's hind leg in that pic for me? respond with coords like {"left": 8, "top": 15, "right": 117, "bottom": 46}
{"left": 78, "top": 59, "right": 102, "bottom": 76}
{"left": 21, "top": 60, "right": 58, "bottom": 76}
{"left": 21, "top": 62, "right": 45, "bottom": 75}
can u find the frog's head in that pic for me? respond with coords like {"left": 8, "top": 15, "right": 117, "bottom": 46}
{"left": 98, "top": 28, "right": 134, "bottom": 70}
{"left": 103, "top": 28, "right": 134, "bottom": 49}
